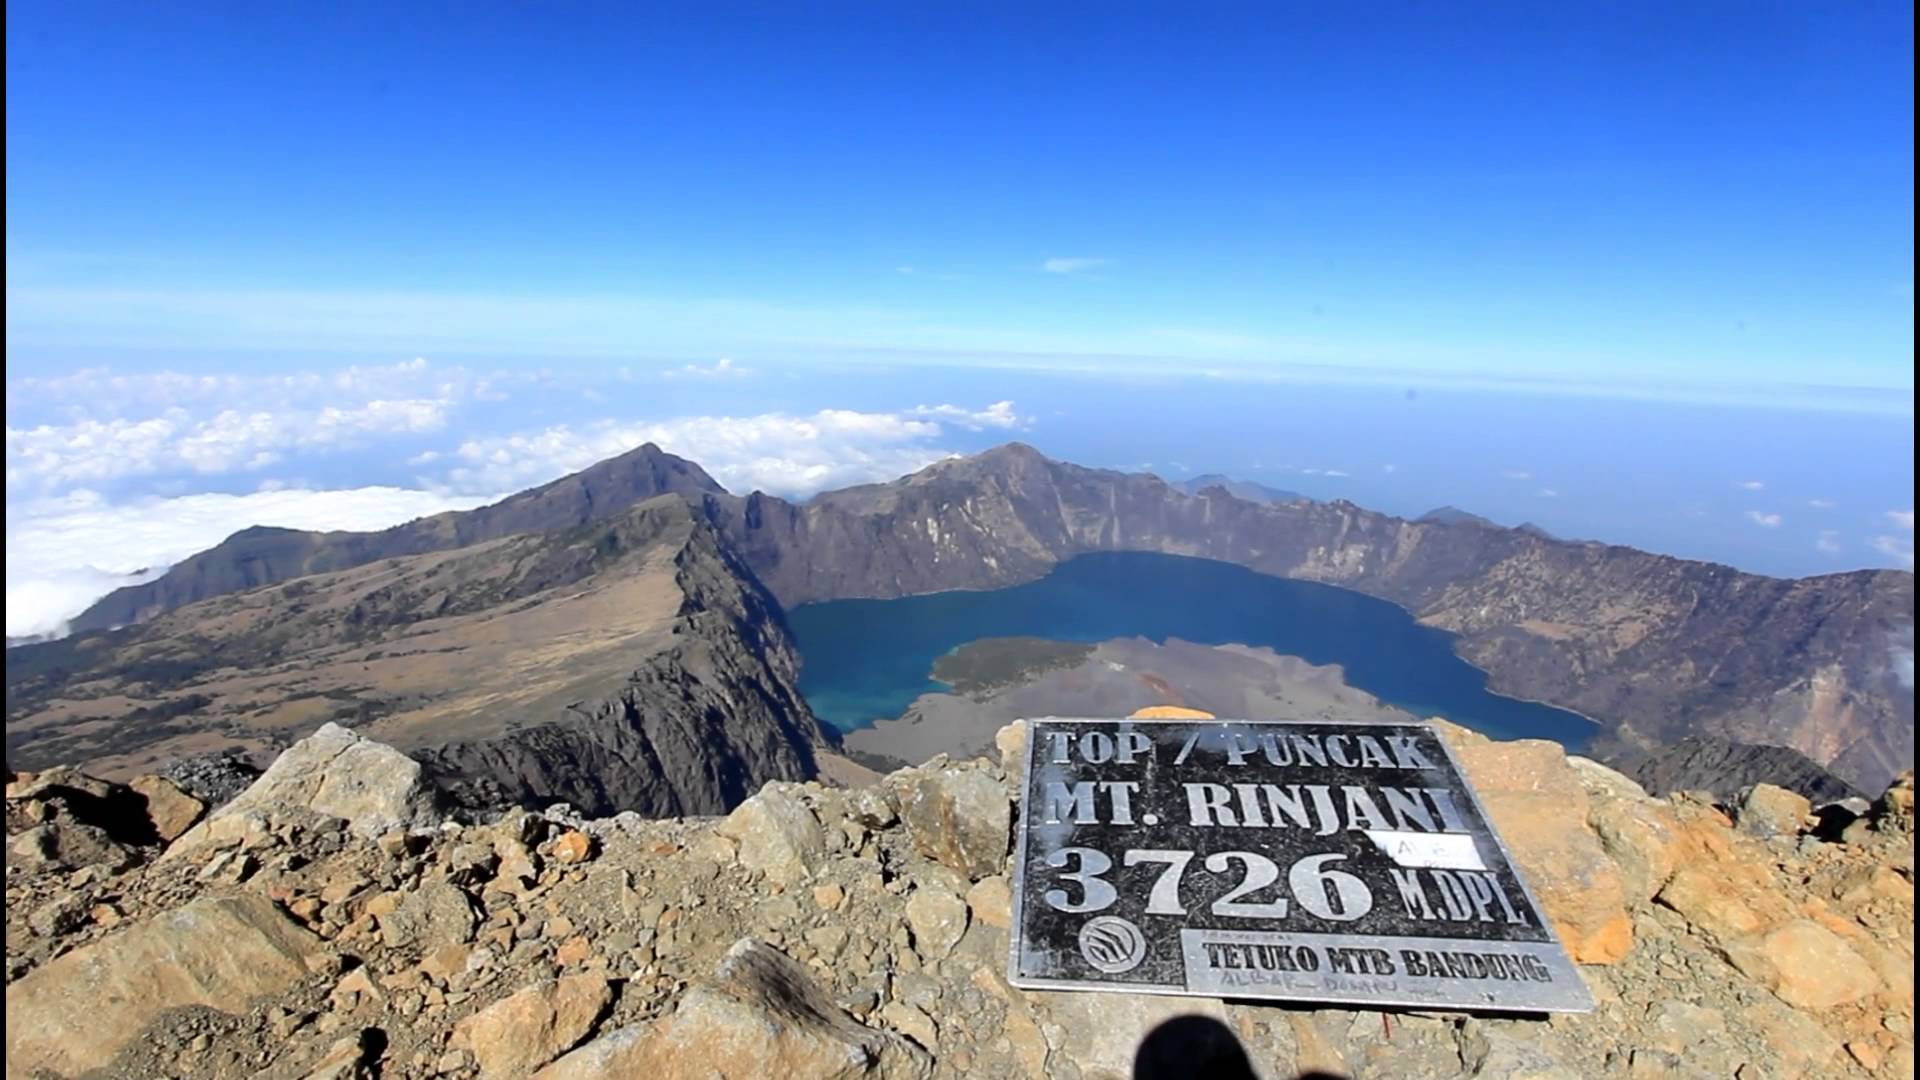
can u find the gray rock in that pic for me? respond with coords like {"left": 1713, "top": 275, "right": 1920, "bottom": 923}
{"left": 381, "top": 881, "right": 478, "bottom": 950}
{"left": 455, "top": 974, "right": 612, "bottom": 1079}
{"left": 5, "top": 897, "right": 324, "bottom": 1078}
{"left": 9, "top": 820, "right": 135, "bottom": 874}
{"left": 900, "top": 766, "right": 1009, "bottom": 881}
{"left": 27, "top": 894, "right": 89, "bottom": 938}
{"left": 904, "top": 884, "right": 968, "bottom": 962}
{"left": 445, "top": 842, "right": 500, "bottom": 886}
{"left": 535, "top": 938, "right": 929, "bottom": 1079}
{"left": 1735, "top": 783, "right": 1812, "bottom": 840}
{"left": 716, "top": 784, "right": 826, "bottom": 886}
{"left": 173, "top": 722, "right": 438, "bottom": 851}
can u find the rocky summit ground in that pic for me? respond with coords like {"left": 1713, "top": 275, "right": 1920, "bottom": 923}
{"left": 5, "top": 720, "right": 1914, "bottom": 1080}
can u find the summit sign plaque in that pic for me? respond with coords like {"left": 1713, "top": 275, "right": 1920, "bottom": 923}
{"left": 1007, "top": 718, "right": 1593, "bottom": 1012}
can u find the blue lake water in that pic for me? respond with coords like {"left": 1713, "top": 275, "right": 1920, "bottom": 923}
{"left": 788, "top": 551, "right": 1595, "bottom": 751}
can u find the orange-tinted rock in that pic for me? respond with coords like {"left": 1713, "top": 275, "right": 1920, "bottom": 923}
{"left": 1431, "top": 720, "right": 1632, "bottom": 964}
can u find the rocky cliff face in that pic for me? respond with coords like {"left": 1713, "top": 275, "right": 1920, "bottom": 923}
{"left": 8, "top": 497, "right": 828, "bottom": 818}
{"left": 1614, "top": 736, "right": 1866, "bottom": 804}
{"left": 410, "top": 511, "right": 827, "bottom": 818}
{"left": 5, "top": 723, "right": 1913, "bottom": 1079}
{"left": 700, "top": 445, "right": 1913, "bottom": 790}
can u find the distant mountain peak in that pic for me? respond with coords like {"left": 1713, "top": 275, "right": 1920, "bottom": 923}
{"left": 1175, "top": 473, "right": 1306, "bottom": 505}
{"left": 1418, "top": 506, "right": 1498, "bottom": 528}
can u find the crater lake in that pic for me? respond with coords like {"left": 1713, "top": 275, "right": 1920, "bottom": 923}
{"left": 788, "top": 551, "right": 1595, "bottom": 750}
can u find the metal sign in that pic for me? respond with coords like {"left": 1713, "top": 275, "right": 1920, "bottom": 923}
{"left": 1006, "top": 717, "right": 1593, "bottom": 1012}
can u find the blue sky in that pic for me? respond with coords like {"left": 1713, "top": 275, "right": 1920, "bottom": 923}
{"left": 4, "top": 2, "right": 1914, "bottom": 636}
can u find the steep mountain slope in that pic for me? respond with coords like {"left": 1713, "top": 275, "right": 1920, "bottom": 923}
{"left": 68, "top": 443, "right": 725, "bottom": 634}
{"left": 700, "top": 444, "right": 1913, "bottom": 789}
{"left": 1614, "top": 735, "right": 1865, "bottom": 803}
{"left": 9, "top": 497, "right": 826, "bottom": 816}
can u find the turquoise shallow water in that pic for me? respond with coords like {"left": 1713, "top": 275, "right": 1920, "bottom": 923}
{"left": 788, "top": 551, "right": 1595, "bottom": 751}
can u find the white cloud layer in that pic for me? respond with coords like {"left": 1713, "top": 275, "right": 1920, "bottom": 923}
{"left": 1877, "top": 510, "right": 1917, "bottom": 568}
{"left": 435, "top": 402, "right": 1026, "bottom": 498}
{"left": 1745, "top": 510, "right": 1784, "bottom": 528}
{"left": 6, "top": 486, "right": 494, "bottom": 638}
{"left": 905, "top": 401, "right": 1023, "bottom": 430}
{"left": 1815, "top": 530, "right": 1842, "bottom": 554}
{"left": 6, "top": 358, "right": 499, "bottom": 491}
{"left": 7, "top": 400, "right": 451, "bottom": 488}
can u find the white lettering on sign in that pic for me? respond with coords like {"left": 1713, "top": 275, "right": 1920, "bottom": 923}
{"left": 1008, "top": 719, "right": 1594, "bottom": 1013}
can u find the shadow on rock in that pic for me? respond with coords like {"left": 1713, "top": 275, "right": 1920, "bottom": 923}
{"left": 1134, "top": 1014, "right": 1350, "bottom": 1079}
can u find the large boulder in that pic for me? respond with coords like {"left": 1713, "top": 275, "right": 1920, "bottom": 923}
{"left": 129, "top": 773, "right": 207, "bottom": 842}
{"left": 899, "top": 765, "right": 1010, "bottom": 881}
{"left": 1723, "top": 920, "right": 1883, "bottom": 1010}
{"left": 1733, "top": 783, "right": 1811, "bottom": 840}
{"left": 1430, "top": 720, "right": 1633, "bottom": 964}
{"left": 8, "top": 820, "right": 135, "bottom": 874}
{"left": 454, "top": 974, "right": 612, "bottom": 1079}
{"left": 4, "top": 896, "right": 325, "bottom": 1078}
{"left": 168, "top": 722, "right": 437, "bottom": 853}
{"left": 717, "top": 784, "right": 826, "bottom": 886}
{"left": 534, "top": 939, "right": 929, "bottom": 1079}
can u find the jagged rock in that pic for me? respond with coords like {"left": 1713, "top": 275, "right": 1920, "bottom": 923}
{"left": 899, "top": 766, "right": 1009, "bottom": 881}
{"left": 27, "top": 894, "right": 89, "bottom": 938}
{"left": 495, "top": 838, "right": 542, "bottom": 887}
{"left": 1734, "top": 783, "right": 1811, "bottom": 840}
{"left": 993, "top": 720, "right": 1028, "bottom": 772}
{"left": 5, "top": 765, "right": 118, "bottom": 804}
{"left": 1582, "top": 787, "right": 1681, "bottom": 904}
{"left": 964, "top": 876, "right": 1012, "bottom": 929}
{"left": 1875, "top": 770, "right": 1915, "bottom": 833}
{"left": 535, "top": 939, "right": 930, "bottom": 1079}
{"left": 380, "top": 881, "right": 477, "bottom": 950}
{"left": 848, "top": 787, "right": 898, "bottom": 829}
{"left": 1722, "top": 919, "right": 1882, "bottom": 1010}
{"left": 130, "top": 773, "right": 207, "bottom": 842}
{"left": 454, "top": 974, "right": 612, "bottom": 1079}
{"left": 172, "top": 722, "right": 437, "bottom": 852}
{"left": 445, "top": 842, "right": 500, "bottom": 886}
{"left": 904, "top": 883, "right": 968, "bottom": 961}
{"left": 5, "top": 897, "right": 324, "bottom": 1078}
{"left": 876, "top": 1000, "right": 937, "bottom": 1051}
{"left": 8, "top": 820, "right": 134, "bottom": 873}
{"left": 292, "top": 1029, "right": 380, "bottom": 1080}
{"left": 717, "top": 784, "right": 825, "bottom": 886}
{"left": 1432, "top": 720, "right": 1632, "bottom": 964}
{"left": 1657, "top": 867, "right": 1766, "bottom": 938}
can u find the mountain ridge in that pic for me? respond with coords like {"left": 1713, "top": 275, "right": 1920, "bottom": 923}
{"left": 20, "top": 440, "right": 1917, "bottom": 792}
{"left": 11, "top": 495, "right": 829, "bottom": 817}
{"left": 68, "top": 443, "right": 725, "bottom": 634}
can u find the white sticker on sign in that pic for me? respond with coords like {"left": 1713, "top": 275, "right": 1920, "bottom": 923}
{"left": 1365, "top": 830, "right": 1488, "bottom": 871}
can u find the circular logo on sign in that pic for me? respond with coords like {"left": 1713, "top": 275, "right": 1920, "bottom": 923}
{"left": 1078, "top": 916, "right": 1148, "bottom": 974}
